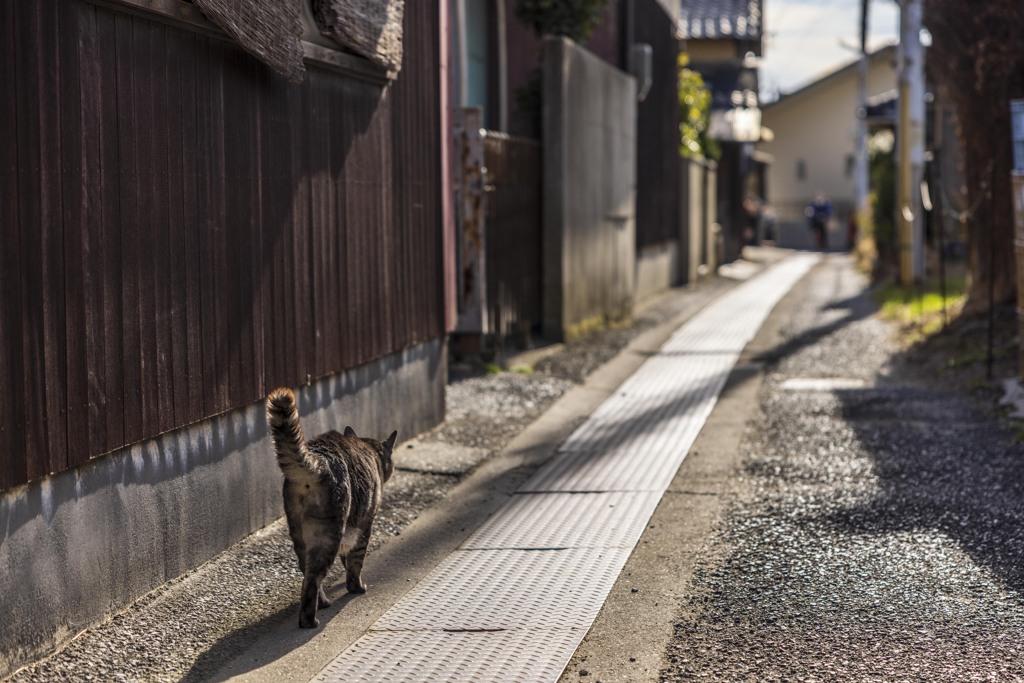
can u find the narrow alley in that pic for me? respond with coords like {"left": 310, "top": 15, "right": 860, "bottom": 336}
{"left": 12, "top": 252, "right": 1024, "bottom": 682}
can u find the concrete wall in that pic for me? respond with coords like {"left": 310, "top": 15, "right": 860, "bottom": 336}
{"left": 542, "top": 36, "right": 637, "bottom": 341}
{"left": 687, "top": 38, "right": 739, "bottom": 62}
{"left": 679, "top": 157, "right": 719, "bottom": 283}
{"left": 635, "top": 242, "right": 681, "bottom": 304}
{"left": 636, "top": 157, "right": 721, "bottom": 299}
{"left": 0, "top": 339, "right": 445, "bottom": 678}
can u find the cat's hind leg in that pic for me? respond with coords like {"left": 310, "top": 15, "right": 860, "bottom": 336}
{"left": 299, "top": 544, "right": 337, "bottom": 628}
{"left": 344, "top": 522, "right": 372, "bottom": 594}
{"left": 299, "top": 571, "right": 325, "bottom": 628}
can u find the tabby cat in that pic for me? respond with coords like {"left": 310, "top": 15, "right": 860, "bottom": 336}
{"left": 265, "top": 387, "right": 397, "bottom": 628}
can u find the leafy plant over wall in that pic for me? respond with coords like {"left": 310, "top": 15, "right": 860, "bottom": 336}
{"left": 512, "top": 0, "right": 609, "bottom": 137}
{"left": 678, "top": 54, "right": 719, "bottom": 160}
{"left": 514, "top": 0, "right": 609, "bottom": 43}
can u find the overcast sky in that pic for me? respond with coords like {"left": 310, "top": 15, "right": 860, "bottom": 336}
{"left": 759, "top": 0, "right": 901, "bottom": 101}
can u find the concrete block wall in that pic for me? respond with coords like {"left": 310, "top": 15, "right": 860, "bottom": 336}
{"left": 542, "top": 37, "right": 638, "bottom": 341}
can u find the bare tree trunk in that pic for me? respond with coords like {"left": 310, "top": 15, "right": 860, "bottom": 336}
{"left": 925, "top": 0, "right": 1024, "bottom": 314}
{"left": 961, "top": 94, "right": 1017, "bottom": 314}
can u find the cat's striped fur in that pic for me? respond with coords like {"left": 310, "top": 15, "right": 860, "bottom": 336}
{"left": 266, "top": 387, "right": 397, "bottom": 628}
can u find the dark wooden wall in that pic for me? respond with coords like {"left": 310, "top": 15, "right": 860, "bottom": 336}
{"left": 634, "top": 0, "right": 682, "bottom": 249}
{"left": 484, "top": 133, "right": 542, "bottom": 334}
{"left": 0, "top": 0, "right": 443, "bottom": 490}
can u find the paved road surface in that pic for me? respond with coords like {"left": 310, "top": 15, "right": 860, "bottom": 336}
{"left": 13, "top": 252, "right": 1023, "bottom": 682}
{"left": 651, "top": 255, "right": 1024, "bottom": 681}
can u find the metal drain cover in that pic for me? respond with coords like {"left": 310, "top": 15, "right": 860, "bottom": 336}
{"left": 779, "top": 377, "right": 867, "bottom": 391}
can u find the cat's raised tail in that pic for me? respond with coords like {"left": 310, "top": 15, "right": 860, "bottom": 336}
{"left": 266, "top": 388, "right": 315, "bottom": 480}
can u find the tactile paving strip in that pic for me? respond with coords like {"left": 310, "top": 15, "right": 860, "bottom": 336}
{"left": 312, "top": 629, "right": 584, "bottom": 683}
{"left": 524, "top": 254, "right": 818, "bottom": 494}
{"left": 310, "top": 254, "right": 819, "bottom": 683}
{"left": 461, "top": 491, "right": 664, "bottom": 549}
{"left": 372, "top": 547, "right": 633, "bottom": 631}
{"left": 520, "top": 363, "right": 730, "bottom": 491}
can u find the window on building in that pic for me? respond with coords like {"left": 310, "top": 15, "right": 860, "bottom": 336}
{"left": 465, "top": 0, "right": 489, "bottom": 113}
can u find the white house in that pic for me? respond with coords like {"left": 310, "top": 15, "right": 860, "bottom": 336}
{"left": 759, "top": 45, "right": 897, "bottom": 249}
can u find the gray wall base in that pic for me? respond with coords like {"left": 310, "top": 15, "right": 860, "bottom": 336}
{"left": 635, "top": 241, "right": 681, "bottom": 304}
{"left": 0, "top": 338, "right": 445, "bottom": 678}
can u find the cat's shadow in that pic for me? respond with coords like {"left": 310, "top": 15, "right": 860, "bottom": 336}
{"left": 180, "top": 587, "right": 362, "bottom": 682}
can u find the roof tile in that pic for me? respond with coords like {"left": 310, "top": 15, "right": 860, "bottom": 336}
{"left": 679, "top": 0, "right": 762, "bottom": 40}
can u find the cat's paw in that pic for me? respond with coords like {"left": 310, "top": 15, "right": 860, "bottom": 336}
{"left": 298, "top": 616, "right": 320, "bottom": 629}
{"left": 347, "top": 577, "right": 367, "bottom": 594}
{"left": 318, "top": 592, "right": 332, "bottom": 608}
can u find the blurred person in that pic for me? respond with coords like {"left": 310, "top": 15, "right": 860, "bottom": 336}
{"left": 805, "top": 190, "right": 833, "bottom": 250}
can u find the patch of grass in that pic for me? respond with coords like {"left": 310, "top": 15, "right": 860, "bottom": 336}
{"left": 564, "top": 315, "right": 607, "bottom": 342}
{"left": 875, "top": 276, "right": 967, "bottom": 344}
{"left": 565, "top": 314, "right": 633, "bottom": 342}
{"left": 1010, "top": 421, "right": 1024, "bottom": 443}
{"left": 948, "top": 348, "right": 992, "bottom": 369}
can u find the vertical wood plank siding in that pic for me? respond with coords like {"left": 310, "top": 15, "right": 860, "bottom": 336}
{"left": 634, "top": 0, "right": 681, "bottom": 249}
{"left": 0, "top": 1, "right": 27, "bottom": 486}
{"left": 0, "top": 0, "right": 444, "bottom": 490}
{"left": 483, "top": 134, "right": 543, "bottom": 331}
{"left": 390, "top": 6, "right": 442, "bottom": 352}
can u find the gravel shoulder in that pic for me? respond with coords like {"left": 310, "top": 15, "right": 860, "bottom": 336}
{"left": 657, "top": 255, "right": 1024, "bottom": 681}
{"left": 562, "top": 254, "right": 1024, "bottom": 682}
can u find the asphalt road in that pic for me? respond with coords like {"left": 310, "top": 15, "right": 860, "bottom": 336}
{"left": 645, "top": 255, "right": 1024, "bottom": 681}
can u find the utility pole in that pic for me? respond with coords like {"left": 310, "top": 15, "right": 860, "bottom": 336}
{"left": 853, "top": 0, "right": 869, "bottom": 252}
{"left": 898, "top": 0, "right": 926, "bottom": 285}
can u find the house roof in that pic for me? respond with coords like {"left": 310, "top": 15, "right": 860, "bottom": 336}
{"left": 678, "top": 0, "right": 762, "bottom": 41}
{"left": 763, "top": 44, "right": 897, "bottom": 110}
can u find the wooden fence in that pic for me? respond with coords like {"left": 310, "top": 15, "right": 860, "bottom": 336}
{"left": 484, "top": 132, "right": 543, "bottom": 340}
{"left": 0, "top": 0, "right": 443, "bottom": 490}
{"left": 634, "top": 0, "right": 682, "bottom": 249}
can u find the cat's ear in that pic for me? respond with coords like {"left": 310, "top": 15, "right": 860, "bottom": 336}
{"left": 384, "top": 431, "right": 398, "bottom": 452}
{"left": 344, "top": 426, "right": 357, "bottom": 437}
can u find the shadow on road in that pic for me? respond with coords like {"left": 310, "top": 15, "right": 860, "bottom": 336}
{"left": 181, "top": 591, "right": 363, "bottom": 682}
{"left": 825, "top": 306, "right": 1024, "bottom": 595}
{"left": 750, "top": 292, "right": 876, "bottom": 366}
